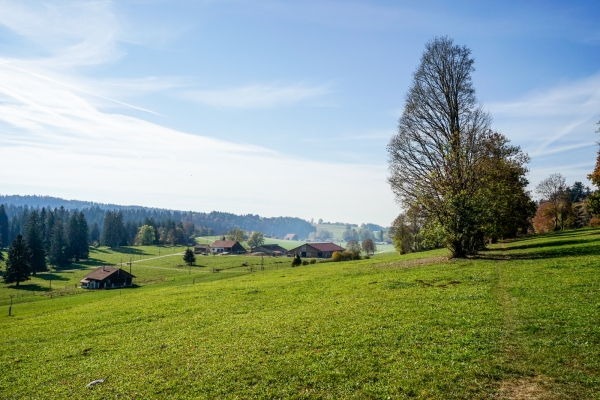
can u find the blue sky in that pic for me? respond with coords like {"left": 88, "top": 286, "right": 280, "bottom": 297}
{"left": 0, "top": 0, "right": 599, "bottom": 226}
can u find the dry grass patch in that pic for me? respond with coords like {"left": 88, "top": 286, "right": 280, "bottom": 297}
{"left": 499, "top": 376, "right": 554, "bottom": 400}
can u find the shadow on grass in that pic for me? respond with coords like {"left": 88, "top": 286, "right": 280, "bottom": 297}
{"left": 496, "top": 237, "right": 600, "bottom": 252}
{"left": 7, "top": 283, "right": 50, "bottom": 292}
{"left": 33, "top": 273, "right": 69, "bottom": 281}
{"left": 476, "top": 240, "right": 600, "bottom": 261}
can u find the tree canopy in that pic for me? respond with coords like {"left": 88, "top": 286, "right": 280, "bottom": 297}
{"left": 387, "top": 36, "right": 532, "bottom": 257}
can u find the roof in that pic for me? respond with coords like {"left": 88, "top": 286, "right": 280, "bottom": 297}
{"left": 287, "top": 242, "right": 345, "bottom": 253}
{"left": 210, "top": 240, "right": 238, "bottom": 248}
{"left": 82, "top": 266, "right": 135, "bottom": 281}
{"left": 194, "top": 244, "right": 210, "bottom": 248}
{"left": 308, "top": 243, "right": 345, "bottom": 252}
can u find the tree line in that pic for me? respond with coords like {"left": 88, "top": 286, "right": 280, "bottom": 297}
{"left": 1, "top": 207, "right": 90, "bottom": 286}
{"left": 0, "top": 196, "right": 316, "bottom": 240}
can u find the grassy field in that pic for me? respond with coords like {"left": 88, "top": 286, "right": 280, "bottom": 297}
{"left": 0, "top": 230, "right": 599, "bottom": 398}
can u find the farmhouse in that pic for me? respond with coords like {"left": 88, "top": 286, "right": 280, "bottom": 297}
{"left": 253, "top": 244, "right": 288, "bottom": 255}
{"left": 287, "top": 243, "right": 345, "bottom": 259}
{"left": 194, "top": 244, "right": 210, "bottom": 255}
{"left": 210, "top": 240, "right": 247, "bottom": 254}
{"left": 284, "top": 233, "right": 298, "bottom": 240}
{"left": 80, "top": 266, "right": 135, "bottom": 289}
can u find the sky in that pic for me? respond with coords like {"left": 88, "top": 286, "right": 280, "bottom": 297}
{"left": 0, "top": 0, "right": 599, "bottom": 226}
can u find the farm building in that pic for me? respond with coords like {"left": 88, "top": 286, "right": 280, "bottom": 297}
{"left": 287, "top": 243, "right": 345, "bottom": 259}
{"left": 194, "top": 244, "right": 210, "bottom": 254}
{"left": 253, "top": 244, "right": 288, "bottom": 255}
{"left": 284, "top": 233, "right": 298, "bottom": 240}
{"left": 80, "top": 266, "right": 135, "bottom": 289}
{"left": 210, "top": 240, "right": 247, "bottom": 254}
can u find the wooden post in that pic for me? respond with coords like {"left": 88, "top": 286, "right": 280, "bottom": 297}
{"left": 8, "top": 295, "right": 14, "bottom": 316}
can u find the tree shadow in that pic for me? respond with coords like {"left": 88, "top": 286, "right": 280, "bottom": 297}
{"left": 476, "top": 240, "right": 600, "bottom": 261}
{"left": 8, "top": 283, "right": 50, "bottom": 292}
{"left": 496, "top": 237, "right": 600, "bottom": 252}
{"left": 34, "top": 273, "right": 69, "bottom": 281}
{"left": 110, "top": 247, "right": 150, "bottom": 255}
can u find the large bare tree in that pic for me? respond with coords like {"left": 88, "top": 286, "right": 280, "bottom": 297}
{"left": 387, "top": 37, "right": 520, "bottom": 257}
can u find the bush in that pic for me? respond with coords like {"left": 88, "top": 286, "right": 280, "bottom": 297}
{"left": 331, "top": 251, "right": 343, "bottom": 262}
{"left": 302, "top": 260, "right": 309, "bottom": 265}
{"left": 309, "top": 258, "right": 317, "bottom": 264}
{"left": 331, "top": 250, "right": 361, "bottom": 262}
{"left": 291, "top": 254, "right": 302, "bottom": 267}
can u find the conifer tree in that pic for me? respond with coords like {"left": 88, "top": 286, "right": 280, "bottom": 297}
{"left": 183, "top": 248, "right": 196, "bottom": 266}
{"left": 77, "top": 212, "right": 89, "bottom": 259}
{"left": 44, "top": 210, "right": 55, "bottom": 253}
{"left": 25, "top": 210, "right": 47, "bottom": 275}
{"left": 0, "top": 204, "right": 8, "bottom": 247}
{"left": 3, "top": 234, "right": 31, "bottom": 286}
{"left": 49, "top": 221, "right": 68, "bottom": 269}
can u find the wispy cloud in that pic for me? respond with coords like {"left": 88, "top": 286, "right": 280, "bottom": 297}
{"left": 181, "top": 83, "right": 332, "bottom": 108}
{"left": 488, "top": 73, "right": 600, "bottom": 186}
{"left": 0, "top": 1, "right": 394, "bottom": 225}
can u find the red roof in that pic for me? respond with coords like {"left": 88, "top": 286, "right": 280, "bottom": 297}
{"left": 288, "top": 243, "right": 345, "bottom": 253}
{"left": 309, "top": 243, "right": 345, "bottom": 252}
{"left": 211, "top": 240, "right": 238, "bottom": 248}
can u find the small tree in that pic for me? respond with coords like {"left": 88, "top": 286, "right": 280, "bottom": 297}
{"left": 138, "top": 225, "right": 156, "bottom": 246}
{"left": 183, "top": 248, "right": 196, "bottom": 266}
{"left": 4, "top": 235, "right": 31, "bottom": 286}
{"left": 247, "top": 232, "right": 264, "bottom": 251}
{"left": 361, "top": 238, "right": 376, "bottom": 255}
{"left": 226, "top": 228, "right": 246, "bottom": 243}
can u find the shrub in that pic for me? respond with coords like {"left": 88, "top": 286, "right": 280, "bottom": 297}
{"left": 302, "top": 260, "right": 309, "bottom": 265}
{"left": 309, "top": 258, "right": 317, "bottom": 264}
{"left": 331, "top": 250, "right": 361, "bottom": 262}
{"left": 331, "top": 251, "right": 343, "bottom": 262}
{"left": 291, "top": 254, "right": 302, "bottom": 267}
{"left": 590, "top": 216, "right": 600, "bottom": 227}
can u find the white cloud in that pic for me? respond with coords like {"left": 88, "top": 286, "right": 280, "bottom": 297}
{"left": 182, "top": 83, "right": 332, "bottom": 109}
{"left": 0, "top": 1, "right": 395, "bottom": 225}
{"left": 487, "top": 73, "right": 600, "bottom": 186}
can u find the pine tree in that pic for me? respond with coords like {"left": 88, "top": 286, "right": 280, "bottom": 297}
{"left": 25, "top": 210, "right": 47, "bottom": 275}
{"left": 77, "top": 212, "right": 89, "bottom": 260}
{"left": 3, "top": 234, "right": 31, "bottom": 286}
{"left": 44, "top": 210, "right": 55, "bottom": 253}
{"left": 0, "top": 204, "right": 8, "bottom": 248}
{"left": 49, "top": 221, "right": 68, "bottom": 269}
{"left": 90, "top": 222, "right": 100, "bottom": 243}
{"left": 183, "top": 248, "right": 196, "bottom": 266}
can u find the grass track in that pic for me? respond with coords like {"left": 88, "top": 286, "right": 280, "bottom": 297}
{"left": 0, "top": 230, "right": 599, "bottom": 398}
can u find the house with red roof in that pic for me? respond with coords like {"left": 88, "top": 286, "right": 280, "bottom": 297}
{"left": 286, "top": 242, "right": 345, "bottom": 259}
{"left": 210, "top": 240, "right": 247, "bottom": 254}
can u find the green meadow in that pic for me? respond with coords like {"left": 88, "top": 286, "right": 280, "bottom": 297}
{"left": 1, "top": 229, "right": 599, "bottom": 399}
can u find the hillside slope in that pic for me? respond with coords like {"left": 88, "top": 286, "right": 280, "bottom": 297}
{"left": 0, "top": 230, "right": 599, "bottom": 398}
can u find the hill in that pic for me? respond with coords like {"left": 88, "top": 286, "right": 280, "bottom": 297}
{"left": 0, "top": 194, "right": 316, "bottom": 239}
{"left": 0, "top": 229, "right": 599, "bottom": 398}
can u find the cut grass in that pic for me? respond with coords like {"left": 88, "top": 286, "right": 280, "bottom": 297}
{"left": 0, "top": 229, "right": 599, "bottom": 398}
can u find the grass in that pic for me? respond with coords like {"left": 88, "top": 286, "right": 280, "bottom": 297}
{"left": 0, "top": 229, "right": 599, "bottom": 398}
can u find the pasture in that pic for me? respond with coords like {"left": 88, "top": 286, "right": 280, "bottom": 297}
{"left": 0, "top": 229, "right": 599, "bottom": 399}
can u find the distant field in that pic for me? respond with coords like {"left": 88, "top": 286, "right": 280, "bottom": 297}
{"left": 1, "top": 230, "right": 599, "bottom": 398}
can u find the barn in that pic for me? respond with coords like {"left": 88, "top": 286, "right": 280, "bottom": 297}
{"left": 287, "top": 243, "right": 345, "bottom": 259}
{"left": 80, "top": 266, "right": 135, "bottom": 289}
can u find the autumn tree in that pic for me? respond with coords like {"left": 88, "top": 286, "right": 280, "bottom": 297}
{"left": 361, "top": 238, "right": 376, "bottom": 255}
{"left": 535, "top": 173, "right": 572, "bottom": 230}
{"left": 587, "top": 144, "right": 600, "bottom": 216}
{"left": 387, "top": 37, "right": 527, "bottom": 257}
